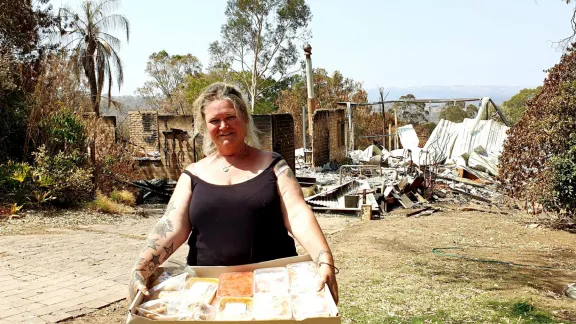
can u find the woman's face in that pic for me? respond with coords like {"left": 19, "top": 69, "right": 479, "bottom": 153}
{"left": 204, "top": 99, "right": 246, "bottom": 152}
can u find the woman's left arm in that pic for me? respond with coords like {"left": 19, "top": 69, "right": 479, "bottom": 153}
{"left": 274, "top": 158, "right": 339, "bottom": 304}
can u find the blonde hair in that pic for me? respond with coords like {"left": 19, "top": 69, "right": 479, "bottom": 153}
{"left": 193, "top": 82, "right": 260, "bottom": 156}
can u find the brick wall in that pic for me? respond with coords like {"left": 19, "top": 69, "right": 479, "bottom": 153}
{"left": 327, "top": 109, "right": 346, "bottom": 164}
{"left": 128, "top": 111, "right": 159, "bottom": 154}
{"left": 253, "top": 114, "right": 295, "bottom": 171}
{"left": 253, "top": 115, "right": 273, "bottom": 151}
{"left": 135, "top": 114, "right": 196, "bottom": 180}
{"left": 127, "top": 112, "right": 295, "bottom": 180}
{"left": 272, "top": 114, "right": 295, "bottom": 172}
{"left": 312, "top": 108, "right": 347, "bottom": 167}
{"left": 312, "top": 110, "right": 330, "bottom": 166}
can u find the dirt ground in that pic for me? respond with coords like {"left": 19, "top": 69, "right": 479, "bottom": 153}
{"left": 47, "top": 205, "right": 576, "bottom": 323}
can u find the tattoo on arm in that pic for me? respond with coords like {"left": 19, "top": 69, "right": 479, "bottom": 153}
{"left": 146, "top": 238, "right": 159, "bottom": 251}
{"left": 162, "top": 243, "right": 174, "bottom": 262}
{"left": 152, "top": 218, "right": 174, "bottom": 238}
{"left": 314, "top": 249, "right": 333, "bottom": 265}
{"left": 162, "top": 200, "right": 176, "bottom": 219}
{"left": 275, "top": 160, "right": 295, "bottom": 180}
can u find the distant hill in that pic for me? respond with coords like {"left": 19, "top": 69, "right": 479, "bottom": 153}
{"left": 100, "top": 95, "right": 155, "bottom": 117}
{"left": 367, "top": 85, "right": 527, "bottom": 105}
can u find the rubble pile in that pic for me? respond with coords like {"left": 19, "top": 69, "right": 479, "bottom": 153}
{"left": 296, "top": 102, "right": 509, "bottom": 216}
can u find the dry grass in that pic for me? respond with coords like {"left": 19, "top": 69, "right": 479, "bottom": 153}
{"left": 88, "top": 191, "right": 133, "bottom": 214}
{"left": 330, "top": 207, "right": 576, "bottom": 323}
{"left": 110, "top": 189, "right": 136, "bottom": 206}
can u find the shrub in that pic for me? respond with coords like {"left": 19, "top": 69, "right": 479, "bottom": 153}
{"left": 110, "top": 189, "right": 136, "bottom": 206}
{"left": 499, "top": 43, "right": 576, "bottom": 217}
{"left": 32, "top": 146, "right": 93, "bottom": 206}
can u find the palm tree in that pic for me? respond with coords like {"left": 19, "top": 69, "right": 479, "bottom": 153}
{"left": 59, "top": 0, "right": 129, "bottom": 116}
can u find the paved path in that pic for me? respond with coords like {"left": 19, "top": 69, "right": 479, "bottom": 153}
{"left": 0, "top": 213, "right": 189, "bottom": 324}
{"left": 0, "top": 211, "right": 354, "bottom": 323}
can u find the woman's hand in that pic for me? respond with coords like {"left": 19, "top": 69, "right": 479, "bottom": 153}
{"left": 317, "top": 262, "right": 339, "bottom": 305}
{"left": 127, "top": 270, "right": 150, "bottom": 305}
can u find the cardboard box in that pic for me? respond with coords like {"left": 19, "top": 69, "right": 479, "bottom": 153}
{"left": 127, "top": 255, "right": 340, "bottom": 324}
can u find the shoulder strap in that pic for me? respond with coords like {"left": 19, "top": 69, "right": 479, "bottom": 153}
{"left": 181, "top": 170, "right": 195, "bottom": 190}
{"left": 269, "top": 154, "right": 284, "bottom": 169}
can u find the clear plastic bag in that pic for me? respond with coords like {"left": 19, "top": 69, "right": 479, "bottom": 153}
{"left": 136, "top": 299, "right": 180, "bottom": 320}
{"left": 148, "top": 273, "right": 188, "bottom": 300}
{"left": 181, "top": 278, "right": 219, "bottom": 304}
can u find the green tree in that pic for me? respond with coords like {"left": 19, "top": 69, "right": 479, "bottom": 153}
{"left": 59, "top": 0, "right": 130, "bottom": 116}
{"left": 501, "top": 87, "right": 542, "bottom": 125}
{"left": 0, "top": 0, "right": 58, "bottom": 162}
{"left": 393, "top": 94, "right": 429, "bottom": 124}
{"left": 209, "top": 0, "right": 312, "bottom": 112}
{"left": 276, "top": 68, "right": 367, "bottom": 147}
{"left": 438, "top": 101, "right": 478, "bottom": 123}
{"left": 137, "top": 50, "right": 202, "bottom": 111}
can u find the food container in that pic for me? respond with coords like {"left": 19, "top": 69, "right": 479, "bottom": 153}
{"left": 253, "top": 267, "right": 289, "bottom": 294}
{"left": 217, "top": 272, "right": 254, "bottom": 297}
{"left": 253, "top": 294, "right": 292, "bottom": 320}
{"left": 182, "top": 278, "right": 219, "bottom": 304}
{"left": 216, "top": 297, "right": 254, "bottom": 321}
{"left": 286, "top": 261, "right": 321, "bottom": 293}
{"left": 291, "top": 292, "right": 331, "bottom": 320}
{"left": 178, "top": 302, "right": 216, "bottom": 321}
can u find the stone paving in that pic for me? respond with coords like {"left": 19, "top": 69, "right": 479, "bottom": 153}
{"left": 0, "top": 211, "right": 355, "bottom": 323}
{"left": 0, "top": 213, "right": 189, "bottom": 324}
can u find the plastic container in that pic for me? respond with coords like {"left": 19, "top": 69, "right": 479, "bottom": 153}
{"left": 286, "top": 261, "right": 321, "bottom": 293}
{"left": 253, "top": 267, "right": 289, "bottom": 294}
{"left": 253, "top": 294, "right": 292, "bottom": 320}
{"left": 217, "top": 272, "right": 254, "bottom": 297}
{"left": 216, "top": 297, "right": 254, "bottom": 321}
{"left": 291, "top": 292, "right": 331, "bottom": 320}
{"left": 182, "top": 278, "right": 219, "bottom": 304}
{"left": 179, "top": 302, "right": 216, "bottom": 321}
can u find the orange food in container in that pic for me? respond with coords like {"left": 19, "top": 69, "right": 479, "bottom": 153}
{"left": 217, "top": 272, "right": 254, "bottom": 297}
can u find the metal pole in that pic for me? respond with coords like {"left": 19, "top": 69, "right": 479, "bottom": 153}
{"left": 302, "top": 106, "right": 307, "bottom": 149}
{"left": 304, "top": 44, "right": 315, "bottom": 138}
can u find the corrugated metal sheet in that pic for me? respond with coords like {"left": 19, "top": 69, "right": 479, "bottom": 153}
{"left": 450, "top": 119, "right": 509, "bottom": 160}
{"left": 398, "top": 124, "right": 420, "bottom": 149}
{"left": 422, "top": 119, "right": 461, "bottom": 163}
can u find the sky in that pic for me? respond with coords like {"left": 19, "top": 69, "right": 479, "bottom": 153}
{"left": 61, "top": 0, "right": 575, "bottom": 97}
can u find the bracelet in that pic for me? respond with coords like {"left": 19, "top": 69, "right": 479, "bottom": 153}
{"left": 318, "top": 262, "right": 340, "bottom": 274}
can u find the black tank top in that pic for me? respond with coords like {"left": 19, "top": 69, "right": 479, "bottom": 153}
{"left": 182, "top": 156, "right": 297, "bottom": 266}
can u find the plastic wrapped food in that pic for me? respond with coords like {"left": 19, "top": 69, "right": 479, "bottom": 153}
{"left": 253, "top": 267, "right": 289, "bottom": 294}
{"left": 291, "top": 292, "right": 331, "bottom": 320}
{"left": 149, "top": 273, "right": 188, "bottom": 300}
{"left": 182, "top": 279, "right": 218, "bottom": 304}
{"left": 216, "top": 297, "right": 254, "bottom": 321}
{"left": 178, "top": 302, "right": 216, "bottom": 321}
{"left": 136, "top": 299, "right": 179, "bottom": 320}
{"left": 217, "top": 272, "right": 254, "bottom": 297}
{"left": 287, "top": 261, "right": 322, "bottom": 293}
{"left": 253, "top": 294, "right": 292, "bottom": 320}
{"left": 150, "top": 270, "right": 171, "bottom": 288}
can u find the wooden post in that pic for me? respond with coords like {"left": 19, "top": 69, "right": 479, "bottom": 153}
{"left": 394, "top": 106, "right": 398, "bottom": 149}
{"left": 388, "top": 124, "right": 392, "bottom": 151}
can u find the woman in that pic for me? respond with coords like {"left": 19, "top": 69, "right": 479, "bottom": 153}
{"left": 128, "top": 82, "right": 338, "bottom": 305}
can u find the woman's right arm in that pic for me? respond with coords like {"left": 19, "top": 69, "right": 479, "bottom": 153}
{"left": 127, "top": 170, "right": 194, "bottom": 303}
